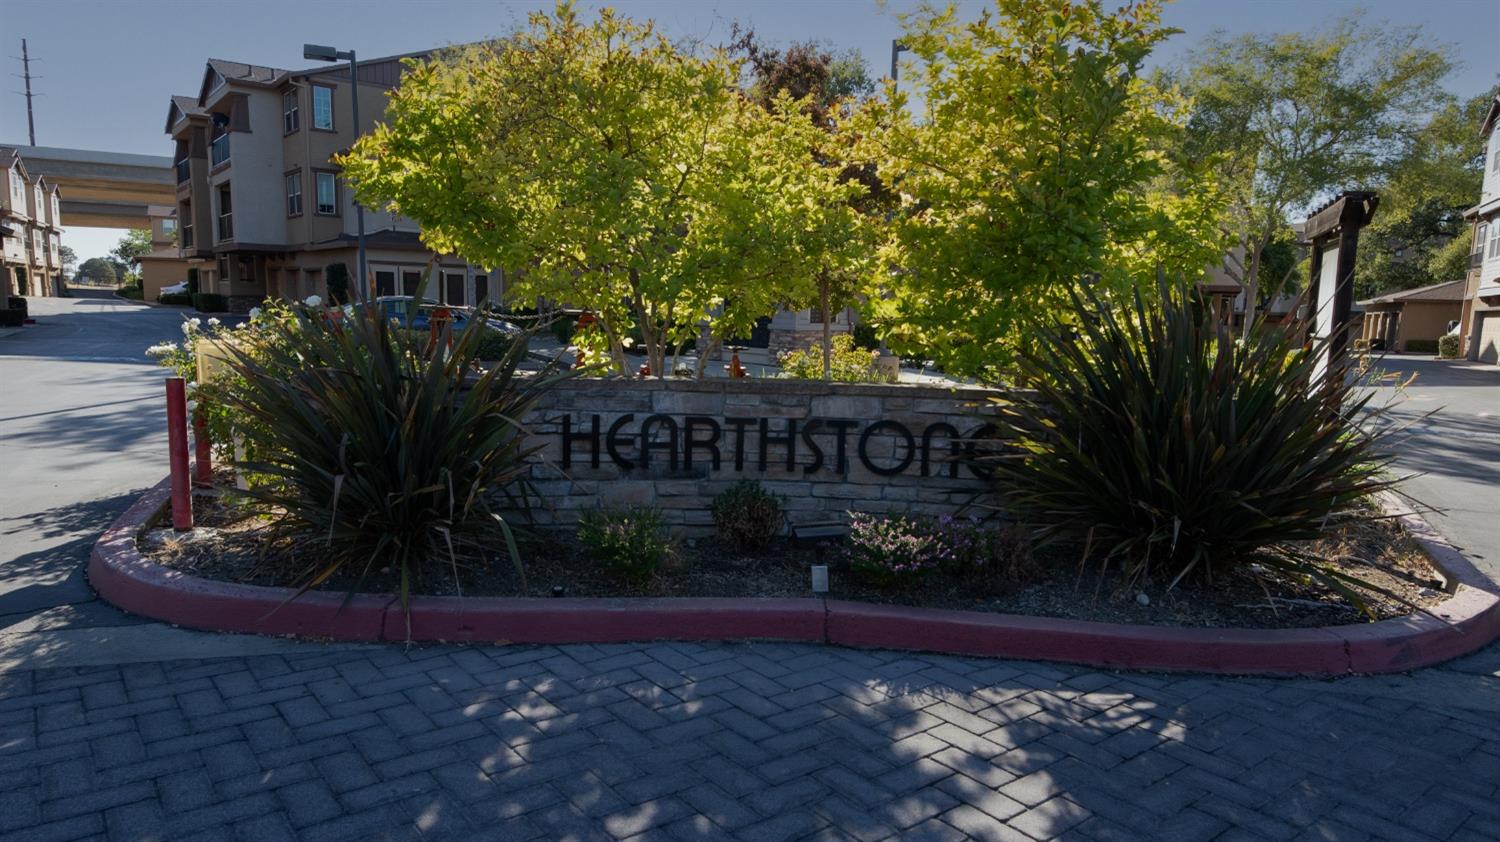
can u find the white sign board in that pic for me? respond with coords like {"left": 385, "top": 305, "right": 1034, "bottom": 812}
{"left": 1309, "top": 244, "right": 1341, "bottom": 387}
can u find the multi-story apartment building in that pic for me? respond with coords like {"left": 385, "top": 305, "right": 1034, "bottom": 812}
{"left": 136, "top": 205, "right": 194, "bottom": 301}
{"left": 1459, "top": 93, "right": 1500, "bottom": 365}
{"left": 1, "top": 147, "right": 64, "bottom": 299}
{"left": 167, "top": 57, "right": 498, "bottom": 312}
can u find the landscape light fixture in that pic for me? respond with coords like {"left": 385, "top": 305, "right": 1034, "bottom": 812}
{"left": 303, "top": 43, "right": 367, "bottom": 303}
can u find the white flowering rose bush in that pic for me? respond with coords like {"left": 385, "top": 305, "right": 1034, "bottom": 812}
{"left": 145, "top": 299, "right": 312, "bottom": 462}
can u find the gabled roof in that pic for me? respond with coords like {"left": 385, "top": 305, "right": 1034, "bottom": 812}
{"left": 197, "top": 59, "right": 289, "bottom": 105}
{"left": 1480, "top": 93, "right": 1500, "bottom": 137}
{"left": 1356, "top": 279, "right": 1467, "bottom": 307}
{"left": 164, "top": 94, "right": 207, "bottom": 134}
{"left": 0, "top": 147, "right": 28, "bottom": 181}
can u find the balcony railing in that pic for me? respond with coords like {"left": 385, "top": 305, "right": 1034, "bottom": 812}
{"left": 1473, "top": 250, "right": 1486, "bottom": 270}
{"left": 210, "top": 134, "right": 230, "bottom": 167}
{"left": 176, "top": 159, "right": 191, "bottom": 183}
{"left": 217, "top": 212, "right": 233, "bottom": 242}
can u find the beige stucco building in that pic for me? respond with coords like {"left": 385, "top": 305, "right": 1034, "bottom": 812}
{"left": 137, "top": 205, "right": 193, "bottom": 301}
{"left": 1458, "top": 95, "right": 1500, "bottom": 365}
{"left": 1, "top": 148, "right": 65, "bottom": 299}
{"left": 166, "top": 57, "right": 498, "bottom": 312}
{"left": 1356, "top": 279, "right": 1464, "bottom": 352}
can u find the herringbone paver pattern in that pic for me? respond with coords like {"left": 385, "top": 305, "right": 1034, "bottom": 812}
{"left": 2, "top": 641, "right": 1498, "bottom": 841}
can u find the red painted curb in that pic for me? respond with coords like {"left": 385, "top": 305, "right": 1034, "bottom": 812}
{"left": 88, "top": 477, "right": 1500, "bottom": 675}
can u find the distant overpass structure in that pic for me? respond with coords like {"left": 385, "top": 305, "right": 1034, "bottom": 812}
{"left": 3, "top": 144, "right": 174, "bottom": 229}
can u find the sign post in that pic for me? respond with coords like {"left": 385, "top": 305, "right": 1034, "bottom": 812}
{"left": 1302, "top": 191, "right": 1378, "bottom": 387}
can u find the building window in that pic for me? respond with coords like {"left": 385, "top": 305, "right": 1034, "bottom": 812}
{"left": 809, "top": 306, "right": 834, "bottom": 324}
{"left": 217, "top": 184, "right": 233, "bottom": 242}
{"left": 286, "top": 171, "right": 303, "bottom": 217}
{"left": 210, "top": 118, "right": 231, "bottom": 166}
{"left": 282, "top": 90, "right": 299, "bottom": 134}
{"left": 315, "top": 172, "right": 338, "bottom": 215}
{"left": 181, "top": 201, "right": 194, "bottom": 249}
{"left": 474, "top": 274, "right": 489, "bottom": 304}
{"left": 1491, "top": 222, "right": 1500, "bottom": 260}
{"left": 162, "top": 218, "right": 177, "bottom": 237}
{"left": 443, "top": 272, "right": 465, "bottom": 306}
{"left": 312, "top": 85, "right": 334, "bottom": 131}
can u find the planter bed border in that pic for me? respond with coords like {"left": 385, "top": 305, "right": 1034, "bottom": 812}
{"left": 89, "top": 477, "right": 1500, "bottom": 676}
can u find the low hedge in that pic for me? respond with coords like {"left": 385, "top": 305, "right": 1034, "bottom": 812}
{"left": 158, "top": 293, "right": 194, "bottom": 306}
{"left": 1405, "top": 339, "right": 1439, "bottom": 354}
{"left": 6, "top": 297, "right": 25, "bottom": 318}
{"left": 0, "top": 309, "right": 24, "bottom": 327}
{"left": 193, "top": 293, "right": 229, "bottom": 313}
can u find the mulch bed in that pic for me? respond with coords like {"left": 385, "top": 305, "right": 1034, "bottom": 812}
{"left": 141, "top": 483, "right": 1449, "bottom": 631}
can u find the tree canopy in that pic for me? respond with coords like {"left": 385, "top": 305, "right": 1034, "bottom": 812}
{"left": 77, "top": 257, "right": 117, "bottom": 286}
{"left": 342, "top": 2, "right": 867, "bottom": 376}
{"left": 1175, "top": 14, "right": 1453, "bottom": 324}
{"left": 111, "top": 229, "right": 153, "bottom": 276}
{"left": 846, "top": 0, "right": 1224, "bottom": 380}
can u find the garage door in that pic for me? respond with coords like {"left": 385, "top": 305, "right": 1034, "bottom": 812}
{"left": 1478, "top": 313, "right": 1500, "bottom": 365}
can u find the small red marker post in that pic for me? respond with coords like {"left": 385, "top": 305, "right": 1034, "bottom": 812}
{"left": 192, "top": 411, "right": 212, "bottom": 488}
{"left": 165, "top": 377, "right": 193, "bottom": 531}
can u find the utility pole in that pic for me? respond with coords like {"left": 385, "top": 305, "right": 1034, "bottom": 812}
{"left": 17, "top": 39, "right": 37, "bottom": 145}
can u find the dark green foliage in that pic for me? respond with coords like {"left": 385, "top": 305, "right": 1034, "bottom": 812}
{"left": 577, "top": 506, "right": 672, "bottom": 583}
{"left": 1405, "top": 339, "right": 1439, "bottom": 354}
{"left": 220, "top": 303, "right": 568, "bottom": 611}
{"left": 325, "top": 262, "right": 351, "bottom": 305}
{"left": 158, "top": 293, "right": 193, "bottom": 306}
{"left": 550, "top": 314, "right": 577, "bottom": 344}
{"left": 983, "top": 276, "right": 1401, "bottom": 607}
{"left": 473, "top": 330, "right": 515, "bottom": 361}
{"left": 711, "top": 480, "right": 785, "bottom": 552}
{"left": 77, "top": 258, "right": 116, "bottom": 286}
{"left": 193, "top": 293, "right": 228, "bottom": 313}
{"left": 1438, "top": 333, "right": 1461, "bottom": 359}
{"left": 0, "top": 309, "right": 23, "bottom": 327}
{"left": 7, "top": 297, "right": 26, "bottom": 318}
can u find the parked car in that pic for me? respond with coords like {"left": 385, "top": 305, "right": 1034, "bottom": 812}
{"left": 160, "top": 281, "right": 190, "bottom": 296}
{"left": 366, "top": 296, "right": 522, "bottom": 336}
{"left": 1446, "top": 320, "right": 1461, "bottom": 335}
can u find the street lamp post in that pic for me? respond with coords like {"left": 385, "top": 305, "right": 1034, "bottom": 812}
{"left": 303, "top": 43, "right": 367, "bottom": 304}
{"left": 890, "top": 40, "right": 909, "bottom": 91}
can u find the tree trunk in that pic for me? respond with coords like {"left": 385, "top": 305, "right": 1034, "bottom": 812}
{"left": 820, "top": 276, "right": 832, "bottom": 382}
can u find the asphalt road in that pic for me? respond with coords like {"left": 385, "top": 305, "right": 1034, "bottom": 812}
{"left": 0, "top": 290, "right": 317, "bottom": 667}
{"left": 1370, "top": 354, "right": 1500, "bottom": 579}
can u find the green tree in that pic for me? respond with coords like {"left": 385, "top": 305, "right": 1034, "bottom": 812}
{"left": 58, "top": 245, "right": 77, "bottom": 278}
{"left": 77, "top": 257, "right": 117, "bottom": 286}
{"left": 732, "top": 28, "right": 885, "bottom": 378}
{"left": 111, "top": 229, "right": 153, "bottom": 277}
{"left": 848, "top": 0, "right": 1224, "bottom": 380}
{"left": 1176, "top": 14, "right": 1453, "bottom": 329}
{"left": 1354, "top": 91, "right": 1493, "bottom": 297}
{"left": 342, "top": 3, "right": 866, "bottom": 376}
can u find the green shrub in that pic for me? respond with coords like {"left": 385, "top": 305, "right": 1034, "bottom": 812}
{"left": 577, "top": 506, "right": 671, "bottom": 583}
{"left": 1438, "top": 333, "right": 1461, "bottom": 359}
{"left": 118, "top": 286, "right": 144, "bottom": 301}
{"left": 982, "top": 277, "right": 1399, "bottom": 606}
{"left": 158, "top": 293, "right": 193, "bottom": 306}
{"left": 7, "top": 297, "right": 26, "bottom": 318}
{"left": 473, "top": 330, "right": 515, "bottom": 361}
{"left": 778, "top": 333, "right": 887, "bottom": 382}
{"left": 1405, "top": 339, "right": 1439, "bottom": 354}
{"left": 0, "top": 309, "right": 23, "bottom": 327}
{"left": 550, "top": 314, "right": 578, "bottom": 344}
{"left": 711, "top": 480, "right": 785, "bottom": 552}
{"left": 193, "top": 292, "right": 228, "bottom": 313}
{"left": 219, "top": 302, "right": 565, "bottom": 608}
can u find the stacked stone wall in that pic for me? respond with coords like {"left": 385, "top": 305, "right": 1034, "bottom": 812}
{"left": 515, "top": 377, "right": 1002, "bottom": 535}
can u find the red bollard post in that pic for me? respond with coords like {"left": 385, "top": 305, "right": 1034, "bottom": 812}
{"left": 166, "top": 377, "right": 193, "bottom": 531}
{"left": 193, "top": 410, "right": 212, "bottom": 488}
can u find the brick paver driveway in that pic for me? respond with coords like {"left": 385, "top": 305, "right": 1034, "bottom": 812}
{"left": 6, "top": 639, "right": 1500, "bottom": 842}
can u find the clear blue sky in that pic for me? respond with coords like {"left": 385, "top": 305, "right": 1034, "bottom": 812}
{"left": 3, "top": 0, "right": 1495, "bottom": 263}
